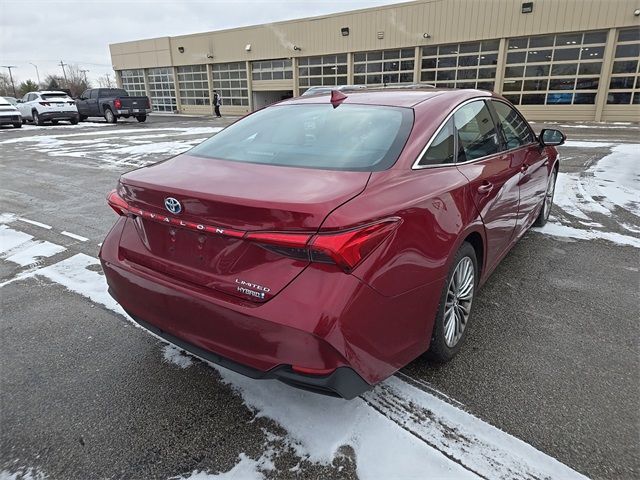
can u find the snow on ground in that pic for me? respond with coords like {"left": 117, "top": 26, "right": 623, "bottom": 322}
{"left": 0, "top": 238, "right": 587, "bottom": 480}
{"left": 0, "top": 126, "right": 223, "bottom": 168}
{"left": 0, "top": 122, "right": 117, "bottom": 133}
{"left": 174, "top": 454, "right": 267, "bottom": 480}
{"left": 162, "top": 344, "right": 194, "bottom": 369}
{"left": 0, "top": 225, "right": 66, "bottom": 266}
{"left": 536, "top": 222, "right": 640, "bottom": 248}
{"left": 533, "top": 142, "right": 640, "bottom": 247}
{"left": 562, "top": 140, "right": 613, "bottom": 148}
{"left": 0, "top": 466, "right": 48, "bottom": 480}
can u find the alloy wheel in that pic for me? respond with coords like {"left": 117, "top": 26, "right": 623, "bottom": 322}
{"left": 444, "top": 257, "right": 475, "bottom": 348}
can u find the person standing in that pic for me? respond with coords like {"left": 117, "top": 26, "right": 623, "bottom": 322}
{"left": 212, "top": 90, "right": 222, "bottom": 118}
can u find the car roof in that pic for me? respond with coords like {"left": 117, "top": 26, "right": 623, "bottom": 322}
{"left": 39, "top": 90, "right": 68, "bottom": 95}
{"left": 283, "top": 88, "right": 494, "bottom": 108}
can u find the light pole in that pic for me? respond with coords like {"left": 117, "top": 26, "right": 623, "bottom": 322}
{"left": 29, "top": 62, "right": 40, "bottom": 85}
{"left": 80, "top": 69, "right": 89, "bottom": 84}
{"left": 1, "top": 65, "right": 17, "bottom": 96}
{"left": 58, "top": 60, "right": 68, "bottom": 86}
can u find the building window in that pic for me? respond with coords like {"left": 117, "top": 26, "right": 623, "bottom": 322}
{"left": 176, "top": 65, "right": 209, "bottom": 106}
{"left": 146, "top": 67, "right": 177, "bottom": 112}
{"left": 120, "top": 69, "right": 146, "bottom": 96}
{"left": 353, "top": 48, "right": 415, "bottom": 86}
{"left": 251, "top": 59, "right": 293, "bottom": 81}
{"left": 607, "top": 28, "right": 640, "bottom": 105}
{"left": 502, "top": 30, "right": 606, "bottom": 105}
{"left": 421, "top": 40, "right": 499, "bottom": 90}
{"left": 298, "top": 54, "right": 348, "bottom": 93}
{"left": 212, "top": 62, "right": 249, "bottom": 106}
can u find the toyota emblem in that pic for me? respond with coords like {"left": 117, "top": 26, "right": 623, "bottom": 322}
{"left": 164, "top": 197, "right": 182, "bottom": 214}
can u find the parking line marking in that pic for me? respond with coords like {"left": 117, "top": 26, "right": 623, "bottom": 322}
{"left": 60, "top": 231, "right": 89, "bottom": 242}
{"left": 18, "top": 217, "right": 52, "bottom": 230}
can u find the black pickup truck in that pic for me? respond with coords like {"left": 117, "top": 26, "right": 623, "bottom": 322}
{"left": 76, "top": 88, "right": 151, "bottom": 123}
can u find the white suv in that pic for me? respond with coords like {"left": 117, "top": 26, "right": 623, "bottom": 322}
{"left": 17, "top": 91, "right": 79, "bottom": 126}
{"left": 0, "top": 97, "right": 22, "bottom": 128}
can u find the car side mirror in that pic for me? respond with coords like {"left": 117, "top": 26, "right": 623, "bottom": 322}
{"left": 16, "top": 99, "right": 22, "bottom": 103}
{"left": 539, "top": 129, "right": 566, "bottom": 147}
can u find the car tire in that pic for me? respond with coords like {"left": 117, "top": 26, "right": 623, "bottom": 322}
{"left": 426, "top": 242, "right": 478, "bottom": 362}
{"left": 79, "top": 115, "right": 87, "bottom": 122}
{"left": 533, "top": 168, "right": 557, "bottom": 228}
{"left": 104, "top": 108, "right": 117, "bottom": 124}
{"left": 70, "top": 117, "right": 78, "bottom": 125}
{"left": 13, "top": 122, "right": 21, "bottom": 128}
{"left": 136, "top": 115, "right": 147, "bottom": 123}
{"left": 51, "top": 120, "right": 58, "bottom": 125}
{"left": 32, "top": 111, "right": 44, "bottom": 126}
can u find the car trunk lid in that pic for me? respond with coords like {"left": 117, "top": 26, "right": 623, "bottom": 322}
{"left": 116, "top": 154, "right": 370, "bottom": 302}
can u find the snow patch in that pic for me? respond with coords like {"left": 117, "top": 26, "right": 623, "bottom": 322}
{"left": 3, "top": 240, "right": 66, "bottom": 266}
{"left": 0, "top": 467, "right": 47, "bottom": 480}
{"left": 162, "top": 344, "right": 194, "bottom": 369}
{"left": 561, "top": 140, "right": 613, "bottom": 148}
{"left": 0, "top": 226, "right": 33, "bottom": 254}
{"left": 0, "top": 213, "right": 17, "bottom": 224}
{"left": 175, "top": 454, "right": 265, "bottom": 480}
{"left": 534, "top": 222, "right": 640, "bottom": 248}
{"left": 31, "top": 253, "right": 127, "bottom": 316}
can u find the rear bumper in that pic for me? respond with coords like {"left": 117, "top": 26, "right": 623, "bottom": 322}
{"left": 117, "top": 108, "right": 151, "bottom": 116}
{"left": 0, "top": 115, "right": 21, "bottom": 124}
{"left": 100, "top": 217, "right": 438, "bottom": 398}
{"left": 124, "top": 311, "right": 370, "bottom": 399}
{"left": 39, "top": 111, "right": 79, "bottom": 120}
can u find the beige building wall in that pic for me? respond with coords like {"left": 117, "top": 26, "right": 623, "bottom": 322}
{"left": 109, "top": 0, "right": 640, "bottom": 121}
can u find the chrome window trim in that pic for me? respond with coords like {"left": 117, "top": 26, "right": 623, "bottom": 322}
{"left": 411, "top": 97, "right": 537, "bottom": 170}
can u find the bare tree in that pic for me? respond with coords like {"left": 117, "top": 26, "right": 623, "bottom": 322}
{"left": 97, "top": 73, "right": 115, "bottom": 88}
{"left": 63, "top": 64, "right": 91, "bottom": 97}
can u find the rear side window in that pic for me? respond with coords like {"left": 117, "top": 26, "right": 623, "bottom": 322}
{"left": 454, "top": 101, "right": 500, "bottom": 161}
{"left": 189, "top": 104, "right": 414, "bottom": 171}
{"left": 90, "top": 90, "right": 99, "bottom": 99}
{"left": 492, "top": 101, "right": 534, "bottom": 149}
{"left": 418, "top": 118, "right": 456, "bottom": 166}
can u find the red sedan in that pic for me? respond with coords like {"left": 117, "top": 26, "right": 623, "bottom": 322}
{"left": 100, "top": 88, "right": 565, "bottom": 399}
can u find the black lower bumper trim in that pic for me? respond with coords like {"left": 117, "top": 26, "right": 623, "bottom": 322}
{"left": 124, "top": 310, "right": 372, "bottom": 400}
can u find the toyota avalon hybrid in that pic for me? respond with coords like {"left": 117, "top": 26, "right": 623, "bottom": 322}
{"left": 100, "top": 88, "right": 565, "bottom": 399}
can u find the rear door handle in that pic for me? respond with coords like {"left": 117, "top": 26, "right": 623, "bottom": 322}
{"left": 478, "top": 182, "right": 493, "bottom": 195}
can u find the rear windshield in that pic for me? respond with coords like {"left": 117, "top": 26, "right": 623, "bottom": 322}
{"left": 189, "top": 104, "right": 413, "bottom": 171}
{"left": 41, "top": 93, "right": 70, "bottom": 100}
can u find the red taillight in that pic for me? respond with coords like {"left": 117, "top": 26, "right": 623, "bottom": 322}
{"left": 114, "top": 98, "right": 122, "bottom": 109}
{"left": 107, "top": 189, "right": 129, "bottom": 216}
{"left": 245, "top": 231, "right": 311, "bottom": 247}
{"left": 311, "top": 220, "right": 400, "bottom": 271}
{"left": 147, "top": 97, "right": 151, "bottom": 109}
{"left": 245, "top": 219, "right": 401, "bottom": 272}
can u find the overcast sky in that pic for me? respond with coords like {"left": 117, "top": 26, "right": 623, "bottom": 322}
{"left": 0, "top": 0, "right": 408, "bottom": 85}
